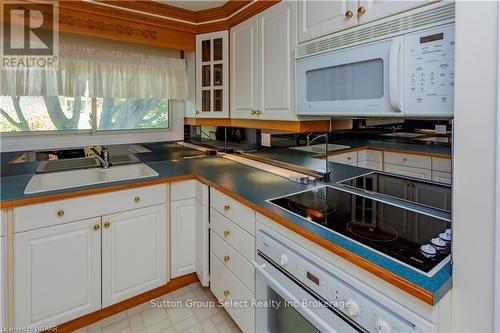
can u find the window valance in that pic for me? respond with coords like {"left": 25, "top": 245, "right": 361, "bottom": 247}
{"left": 1, "top": 45, "right": 187, "bottom": 100}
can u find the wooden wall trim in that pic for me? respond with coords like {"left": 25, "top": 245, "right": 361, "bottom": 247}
{"left": 15, "top": 1, "right": 280, "bottom": 49}
{"left": 46, "top": 273, "right": 199, "bottom": 333}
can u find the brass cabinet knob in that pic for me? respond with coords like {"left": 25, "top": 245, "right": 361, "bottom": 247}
{"left": 251, "top": 109, "right": 256, "bottom": 115}
{"left": 403, "top": 157, "right": 407, "bottom": 162}
{"left": 57, "top": 210, "right": 64, "bottom": 217}
{"left": 347, "top": 157, "right": 352, "bottom": 160}
{"left": 223, "top": 290, "right": 230, "bottom": 297}
{"left": 223, "top": 230, "right": 230, "bottom": 237}
{"left": 134, "top": 196, "right": 140, "bottom": 203}
{"left": 93, "top": 224, "right": 100, "bottom": 231}
{"left": 104, "top": 221, "right": 111, "bottom": 229}
{"left": 256, "top": 109, "right": 262, "bottom": 116}
{"left": 195, "top": 110, "right": 200, "bottom": 115}
{"left": 223, "top": 255, "right": 230, "bottom": 262}
{"left": 345, "top": 10, "right": 354, "bottom": 18}
{"left": 224, "top": 204, "right": 230, "bottom": 212}
{"left": 357, "top": 6, "right": 366, "bottom": 15}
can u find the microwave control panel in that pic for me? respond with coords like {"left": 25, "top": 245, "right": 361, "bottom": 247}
{"left": 405, "top": 24, "right": 455, "bottom": 117}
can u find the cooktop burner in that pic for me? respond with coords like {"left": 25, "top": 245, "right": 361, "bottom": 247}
{"left": 268, "top": 186, "right": 451, "bottom": 275}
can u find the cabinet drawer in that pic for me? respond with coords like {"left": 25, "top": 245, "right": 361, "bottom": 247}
{"left": 432, "top": 157, "right": 452, "bottom": 173}
{"left": 357, "top": 149, "right": 383, "bottom": 162}
{"left": 170, "top": 180, "right": 196, "bottom": 201}
{"left": 14, "top": 184, "right": 167, "bottom": 233}
{"left": 210, "top": 252, "right": 254, "bottom": 333}
{"left": 211, "top": 188, "right": 255, "bottom": 236}
{"left": 357, "top": 160, "right": 383, "bottom": 171}
{"left": 384, "top": 164, "right": 432, "bottom": 180}
{"left": 210, "top": 208, "right": 255, "bottom": 262}
{"left": 432, "top": 171, "right": 452, "bottom": 185}
{"left": 210, "top": 230, "right": 255, "bottom": 292}
{"left": 327, "top": 151, "right": 357, "bottom": 165}
{"left": 384, "top": 152, "right": 431, "bottom": 169}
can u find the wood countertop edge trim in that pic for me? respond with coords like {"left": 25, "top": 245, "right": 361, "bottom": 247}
{"left": 1, "top": 173, "right": 436, "bottom": 304}
{"left": 316, "top": 146, "right": 451, "bottom": 159}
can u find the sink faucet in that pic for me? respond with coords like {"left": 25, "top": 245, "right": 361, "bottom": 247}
{"left": 306, "top": 133, "right": 328, "bottom": 146}
{"left": 90, "top": 146, "right": 110, "bottom": 168}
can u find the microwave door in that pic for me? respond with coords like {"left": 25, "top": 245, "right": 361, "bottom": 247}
{"left": 296, "top": 39, "right": 397, "bottom": 116}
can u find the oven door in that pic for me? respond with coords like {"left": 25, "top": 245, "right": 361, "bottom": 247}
{"left": 296, "top": 37, "right": 404, "bottom": 116}
{"left": 254, "top": 254, "right": 364, "bottom": 333}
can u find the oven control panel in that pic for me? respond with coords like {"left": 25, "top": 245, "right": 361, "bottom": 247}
{"left": 405, "top": 24, "right": 455, "bottom": 117}
{"left": 256, "top": 224, "right": 437, "bottom": 333}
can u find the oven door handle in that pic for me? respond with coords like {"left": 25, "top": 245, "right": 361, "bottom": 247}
{"left": 253, "top": 261, "right": 342, "bottom": 333}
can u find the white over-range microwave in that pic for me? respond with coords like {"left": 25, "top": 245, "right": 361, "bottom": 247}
{"left": 296, "top": 23, "right": 455, "bottom": 118}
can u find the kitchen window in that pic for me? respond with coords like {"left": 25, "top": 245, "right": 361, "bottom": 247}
{"left": 0, "top": 96, "right": 169, "bottom": 133}
{"left": 0, "top": 41, "right": 186, "bottom": 151}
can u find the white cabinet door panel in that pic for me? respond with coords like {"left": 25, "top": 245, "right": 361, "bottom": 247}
{"left": 14, "top": 218, "right": 101, "bottom": 329}
{"left": 170, "top": 199, "right": 197, "bottom": 278}
{"left": 102, "top": 205, "right": 167, "bottom": 307}
{"left": 259, "top": 2, "right": 296, "bottom": 120}
{"left": 298, "top": 0, "right": 357, "bottom": 43}
{"left": 231, "top": 17, "right": 259, "bottom": 119}
{"left": 357, "top": 0, "right": 431, "bottom": 24}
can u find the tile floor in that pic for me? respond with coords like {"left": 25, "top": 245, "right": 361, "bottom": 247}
{"left": 75, "top": 283, "right": 242, "bottom": 333}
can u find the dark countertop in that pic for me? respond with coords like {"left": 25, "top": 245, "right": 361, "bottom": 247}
{"left": 0, "top": 144, "right": 451, "bottom": 304}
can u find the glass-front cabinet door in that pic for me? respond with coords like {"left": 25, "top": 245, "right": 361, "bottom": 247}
{"left": 195, "top": 31, "right": 229, "bottom": 118}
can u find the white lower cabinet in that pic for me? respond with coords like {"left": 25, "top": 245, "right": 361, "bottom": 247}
{"left": 170, "top": 180, "right": 209, "bottom": 283}
{"left": 170, "top": 198, "right": 197, "bottom": 278}
{"left": 209, "top": 188, "right": 255, "bottom": 333}
{"left": 432, "top": 171, "right": 452, "bottom": 185}
{"left": 210, "top": 253, "right": 255, "bottom": 333}
{"left": 14, "top": 218, "right": 102, "bottom": 329}
{"left": 13, "top": 184, "right": 168, "bottom": 330}
{"left": 102, "top": 205, "right": 167, "bottom": 307}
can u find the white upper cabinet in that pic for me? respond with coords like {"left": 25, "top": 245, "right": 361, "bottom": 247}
{"left": 298, "top": 0, "right": 433, "bottom": 43}
{"left": 102, "top": 205, "right": 167, "bottom": 307}
{"left": 231, "top": 2, "right": 298, "bottom": 120}
{"left": 196, "top": 31, "right": 229, "bottom": 118}
{"left": 357, "top": 0, "right": 431, "bottom": 24}
{"left": 298, "top": 0, "right": 357, "bottom": 43}
{"left": 258, "top": 1, "right": 296, "bottom": 120}
{"left": 14, "top": 218, "right": 102, "bottom": 329}
{"left": 230, "top": 17, "right": 259, "bottom": 119}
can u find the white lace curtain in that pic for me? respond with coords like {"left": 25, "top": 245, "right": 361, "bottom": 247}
{"left": 0, "top": 45, "right": 187, "bottom": 100}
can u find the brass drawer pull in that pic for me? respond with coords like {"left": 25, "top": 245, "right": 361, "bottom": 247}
{"left": 357, "top": 6, "right": 366, "bottom": 15}
{"left": 224, "top": 204, "right": 230, "bottom": 212}
{"left": 224, "top": 255, "right": 230, "bottom": 262}
{"left": 104, "top": 221, "right": 111, "bottom": 229}
{"left": 223, "top": 230, "right": 230, "bottom": 237}
{"left": 93, "top": 224, "right": 100, "bottom": 231}
{"left": 134, "top": 196, "right": 140, "bottom": 203}
{"left": 57, "top": 210, "right": 64, "bottom": 217}
{"left": 223, "top": 290, "right": 230, "bottom": 297}
{"left": 345, "top": 10, "right": 353, "bottom": 18}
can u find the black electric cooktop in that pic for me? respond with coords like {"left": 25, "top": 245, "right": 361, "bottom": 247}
{"left": 269, "top": 186, "right": 451, "bottom": 274}
{"left": 340, "top": 172, "right": 452, "bottom": 213}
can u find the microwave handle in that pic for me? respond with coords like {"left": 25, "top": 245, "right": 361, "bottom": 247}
{"left": 389, "top": 37, "right": 404, "bottom": 113}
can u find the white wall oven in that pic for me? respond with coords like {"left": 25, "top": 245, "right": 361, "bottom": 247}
{"left": 254, "top": 223, "right": 436, "bottom": 333}
{"left": 296, "top": 24, "right": 455, "bottom": 118}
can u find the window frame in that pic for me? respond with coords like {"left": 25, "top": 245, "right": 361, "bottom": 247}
{"left": 0, "top": 100, "right": 185, "bottom": 152}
